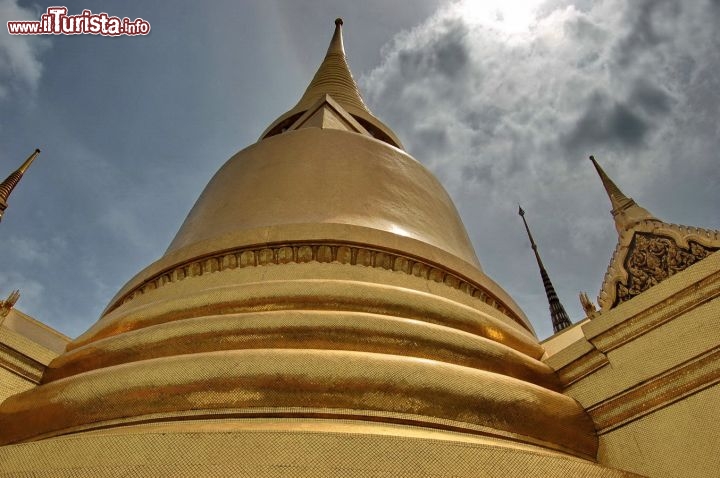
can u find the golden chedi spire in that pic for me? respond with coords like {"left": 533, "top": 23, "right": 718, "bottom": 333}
{"left": 0, "top": 22, "right": 637, "bottom": 477}
{"left": 0, "top": 148, "right": 40, "bottom": 222}
{"left": 299, "top": 18, "right": 367, "bottom": 116}
{"left": 261, "top": 18, "right": 403, "bottom": 148}
{"left": 590, "top": 155, "right": 720, "bottom": 311}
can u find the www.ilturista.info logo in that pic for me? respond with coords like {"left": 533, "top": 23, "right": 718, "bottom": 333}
{"left": 7, "top": 7, "right": 150, "bottom": 36}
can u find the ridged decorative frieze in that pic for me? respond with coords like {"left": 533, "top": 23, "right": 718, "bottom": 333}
{"left": 593, "top": 267, "right": 720, "bottom": 354}
{"left": 111, "top": 242, "right": 521, "bottom": 325}
{"left": 0, "top": 343, "right": 45, "bottom": 383}
{"left": 589, "top": 347, "right": 720, "bottom": 434}
{"left": 555, "top": 349, "right": 609, "bottom": 388}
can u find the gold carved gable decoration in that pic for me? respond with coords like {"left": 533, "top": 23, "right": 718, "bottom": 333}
{"left": 615, "top": 232, "right": 717, "bottom": 307}
{"left": 598, "top": 220, "right": 720, "bottom": 311}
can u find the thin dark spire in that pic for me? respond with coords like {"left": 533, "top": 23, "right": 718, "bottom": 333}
{"left": 0, "top": 148, "right": 41, "bottom": 222}
{"left": 518, "top": 205, "right": 572, "bottom": 334}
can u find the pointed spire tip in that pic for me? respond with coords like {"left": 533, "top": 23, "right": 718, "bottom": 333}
{"left": 259, "top": 16, "right": 404, "bottom": 149}
{"left": 0, "top": 148, "right": 42, "bottom": 216}
{"left": 588, "top": 154, "right": 655, "bottom": 233}
{"left": 588, "top": 154, "right": 628, "bottom": 209}
{"left": 326, "top": 16, "right": 345, "bottom": 56}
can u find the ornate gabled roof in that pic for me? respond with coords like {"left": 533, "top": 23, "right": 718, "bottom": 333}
{"left": 591, "top": 156, "right": 720, "bottom": 310}
{"left": 0, "top": 149, "right": 40, "bottom": 222}
{"left": 260, "top": 19, "right": 403, "bottom": 149}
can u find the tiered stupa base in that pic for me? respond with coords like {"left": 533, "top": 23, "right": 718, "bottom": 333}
{"left": 0, "top": 420, "right": 641, "bottom": 477}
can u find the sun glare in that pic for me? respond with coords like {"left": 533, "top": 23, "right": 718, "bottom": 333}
{"left": 455, "top": 0, "right": 543, "bottom": 34}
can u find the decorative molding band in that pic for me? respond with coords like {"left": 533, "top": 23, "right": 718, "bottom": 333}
{"left": 555, "top": 349, "right": 609, "bottom": 388}
{"left": 0, "top": 343, "right": 45, "bottom": 383}
{"left": 591, "top": 269, "right": 720, "bottom": 353}
{"left": 109, "top": 242, "right": 524, "bottom": 328}
{"left": 588, "top": 346, "right": 720, "bottom": 435}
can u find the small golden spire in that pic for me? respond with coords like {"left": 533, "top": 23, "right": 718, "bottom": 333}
{"left": 588, "top": 155, "right": 631, "bottom": 212}
{"left": 329, "top": 18, "right": 344, "bottom": 55}
{"left": 260, "top": 19, "right": 403, "bottom": 148}
{"left": 295, "top": 18, "right": 367, "bottom": 116}
{"left": 0, "top": 148, "right": 41, "bottom": 222}
{"left": 589, "top": 155, "right": 655, "bottom": 234}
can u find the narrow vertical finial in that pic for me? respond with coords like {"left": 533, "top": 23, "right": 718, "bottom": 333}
{"left": 0, "top": 148, "right": 41, "bottom": 222}
{"left": 327, "top": 18, "right": 345, "bottom": 56}
{"left": 518, "top": 205, "right": 537, "bottom": 251}
{"left": 518, "top": 205, "right": 572, "bottom": 334}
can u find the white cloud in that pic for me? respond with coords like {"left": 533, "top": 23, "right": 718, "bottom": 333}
{"left": 4, "top": 235, "right": 53, "bottom": 264}
{"left": 0, "top": 0, "right": 49, "bottom": 98}
{"left": 361, "top": 0, "right": 720, "bottom": 337}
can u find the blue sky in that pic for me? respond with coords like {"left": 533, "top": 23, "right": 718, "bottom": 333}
{"left": 2, "top": 0, "right": 718, "bottom": 340}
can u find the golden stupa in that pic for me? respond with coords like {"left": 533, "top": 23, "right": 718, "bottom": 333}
{"left": 1, "top": 19, "right": 718, "bottom": 478}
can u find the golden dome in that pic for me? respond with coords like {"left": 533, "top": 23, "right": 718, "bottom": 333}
{"left": 166, "top": 129, "right": 480, "bottom": 268}
{"left": 0, "top": 21, "right": 625, "bottom": 476}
